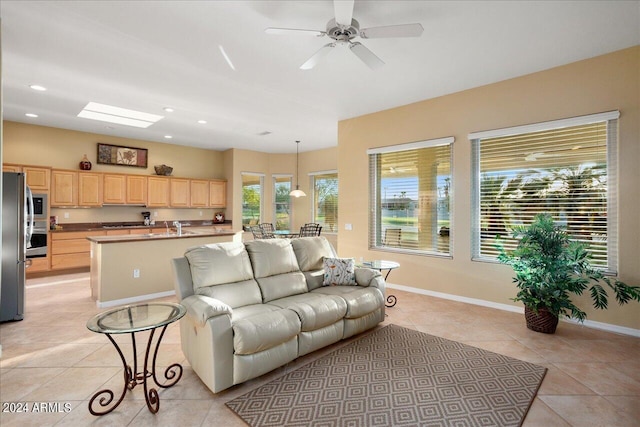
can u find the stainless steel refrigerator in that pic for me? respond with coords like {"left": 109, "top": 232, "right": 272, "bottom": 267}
{"left": 1, "top": 172, "right": 31, "bottom": 322}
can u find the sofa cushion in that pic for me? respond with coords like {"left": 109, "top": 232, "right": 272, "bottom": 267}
{"left": 323, "top": 257, "right": 356, "bottom": 286}
{"left": 269, "top": 293, "right": 347, "bottom": 332}
{"left": 185, "top": 242, "right": 254, "bottom": 287}
{"left": 245, "top": 239, "right": 300, "bottom": 278}
{"left": 312, "top": 286, "right": 384, "bottom": 319}
{"left": 197, "top": 279, "right": 263, "bottom": 309}
{"left": 291, "top": 237, "right": 336, "bottom": 272}
{"left": 302, "top": 270, "right": 325, "bottom": 291}
{"left": 256, "top": 272, "right": 308, "bottom": 303}
{"left": 232, "top": 309, "right": 301, "bottom": 355}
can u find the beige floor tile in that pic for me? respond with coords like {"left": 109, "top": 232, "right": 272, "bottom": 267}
{"left": 538, "top": 395, "right": 639, "bottom": 426}
{"left": 55, "top": 399, "right": 145, "bottom": 426}
{"left": 552, "top": 362, "right": 640, "bottom": 396}
{"left": 537, "top": 364, "right": 596, "bottom": 396}
{"left": 130, "top": 399, "right": 214, "bottom": 426}
{"left": 0, "top": 401, "right": 82, "bottom": 427}
{"left": 522, "top": 398, "right": 572, "bottom": 426}
{"left": 0, "top": 367, "right": 67, "bottom": 401}
{"left": 21, "top": 366, "right": 121, "bottom": 402}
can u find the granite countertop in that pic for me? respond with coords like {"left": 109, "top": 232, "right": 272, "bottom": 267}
{"left": 50, "top": 220, "right": 232, "bottom": 232}
{"left": 87, "top": 228, "right": 241, "bottom": 244}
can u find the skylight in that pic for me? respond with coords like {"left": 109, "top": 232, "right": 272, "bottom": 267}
{"left": 77, "top": 102, "right": 163, "bottom": 128}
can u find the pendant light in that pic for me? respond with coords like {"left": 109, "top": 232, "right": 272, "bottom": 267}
{"left": 290, "top": 140, "right": 307, "bottom": 197}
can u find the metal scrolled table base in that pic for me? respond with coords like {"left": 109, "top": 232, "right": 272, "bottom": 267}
{"left": 88, "top": 325, "right": 182, "bottom": 415}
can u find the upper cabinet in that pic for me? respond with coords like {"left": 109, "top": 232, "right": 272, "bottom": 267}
{"left": 24, "top": 166, "right": 51, "bottom": 191}
{"left": 3, "top": 164, "right": 51, "bottom": 191}
{"left": 190, "top": 179, "right": 209, "bottom": 207}
{"left": 126, "top": 175, "right": 147, "bottom": 205}
{"left": 51, "top": 170, "right": 78, "bottom": 207}
{"left": 170, "top": 178, "right": 190, "bottom": 207}
{"left": 78, "top": 172, "right": 103, "bottom": 207}
{"left": 103, "top": 174, "right": 126, "bottom": 204}
{"left": 209, "top": 179, "right": 226, "bottom": 208}
{"left": 147, "top": 176, "right": 170, "bottom": 207}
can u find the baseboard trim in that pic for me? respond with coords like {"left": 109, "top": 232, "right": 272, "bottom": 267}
{"left": 386, "top": 283, "right": 640, "bottom": 338}
{"left": 97, "top": 290, "right": 176, "bottom": 309}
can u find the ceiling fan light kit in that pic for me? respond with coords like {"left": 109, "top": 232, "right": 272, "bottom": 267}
{"left": 265, "top": 0, "right": 423, "bottom": 70}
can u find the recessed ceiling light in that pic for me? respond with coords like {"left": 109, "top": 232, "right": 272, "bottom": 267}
{"left": 219, "top": 45, "right": 236, "bottom": 71}
{"left": 164, "top": 135, "right": 173, "bottom": 139}
{"left": 197, "top": 120, "right": 207, "bottom": 124}
{"left": 29, "top": 84, "right": 47, "bottom": 91}
{"left": 164, "top": 107, "right": 174, "bottom": 113}
{"left": 25, "top": 113, "right": 39, "bottom": 118}
{"left": 77, "top": 102, "right": 163, "bottom": 128}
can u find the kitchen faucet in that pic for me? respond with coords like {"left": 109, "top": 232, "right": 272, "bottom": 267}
{"left": 173, "top": 221, "right": 182, "bottom": 235}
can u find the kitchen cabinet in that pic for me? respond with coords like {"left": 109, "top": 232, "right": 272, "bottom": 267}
{"left": 24, "top": 166, "right": 51, "bottom": 191}
{"left": 51, "top": 230, "right": 105, "bottom": 270}
{"left": 2, "top": 164, "right": 51, "bottom": 191}
{"left": 28, "top": 256, "right": 50, "bottom": 273}
{"left": 170, "top": 178, "right": 190, "bottom": 207}
{"left": 3, "top": 164, "right": 22, "bottom": 173}
{"left": 190, "top": 179, "right": 209, "bottom": 207}
{"left": 209, "top": 179, "right": 226, "bottom": 208}
{"left": 78, "top": 172, "right": 103, "bottom": 207}
{"left": 103, "top": 174, "right": 126, "bottom": 204}
{"left": 127, "top": 175, "right": 147, "bottom": 205}
{"left": 51, "top": 169, "right": 78, "bottom": 207}
{"left": 147, "top": 176, "right": 170, "bottom": 207}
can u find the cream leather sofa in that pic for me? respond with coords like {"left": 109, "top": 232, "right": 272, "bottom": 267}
{"left": 171, "top": 236, "right": 386, "bottom": 394}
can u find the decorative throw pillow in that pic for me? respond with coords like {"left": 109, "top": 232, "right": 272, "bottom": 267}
{"left": 323, "top": 257, "right": 356, "bottom": 286}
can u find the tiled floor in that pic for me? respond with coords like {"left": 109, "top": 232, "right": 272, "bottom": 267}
{"left": 1, "top": 272, "right": 638, "bottom": 426}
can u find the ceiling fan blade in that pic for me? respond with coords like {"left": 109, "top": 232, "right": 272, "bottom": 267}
{"left": 334, "top": 0, "right": 355, "bottom": 26}
{"left": 300, "top": 43, "right": 336, "bottom": 70}
{"left": 349, "top": 42, "right": 385, "bottom": 70}
{"left": 360, "top": 23, "right": 424, "bottom": 39}
{"left": 265, "top": 27, "right": 325, "bottom": 37}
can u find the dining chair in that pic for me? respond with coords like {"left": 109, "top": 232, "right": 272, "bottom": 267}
{"left": 259, "top": 223, "right": 275, "bottom": 238}
{"left": 298, "top": 223, "right": 322, "bottom": 237}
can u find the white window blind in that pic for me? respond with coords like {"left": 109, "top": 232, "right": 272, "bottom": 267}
{"left": 470, "top": 112, "right": 619, "bottom": 271}
{"left": 368, "top": 138, "right": 453, "bottom": 255}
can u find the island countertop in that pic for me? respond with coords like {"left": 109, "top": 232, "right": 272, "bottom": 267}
{"left": 87, "top": 228, "right": 240, "bottom": 244}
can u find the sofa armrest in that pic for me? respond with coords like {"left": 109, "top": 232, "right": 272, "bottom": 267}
{"left": 181, "top": 294, "right": 232, "bottom": 328}
{"left": 355, "top": 268, "right": 386, "bottom": 292}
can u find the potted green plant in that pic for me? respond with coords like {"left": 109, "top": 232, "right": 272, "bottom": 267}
{"left": 497, "top": 213, "right": 640, "bottom": 333}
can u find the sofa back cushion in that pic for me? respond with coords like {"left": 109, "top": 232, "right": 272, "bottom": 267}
{"left": 245, "top": 239, "right": 308, "bottom": 302}
{"left": 184, "top": 242, "right": 262, "bottom": 308}
{"left": 291, "top": 237, "right": 337, "bottom": 272}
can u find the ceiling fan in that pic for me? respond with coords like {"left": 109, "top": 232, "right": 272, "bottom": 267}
{"left": 265, "top": 0, "right": 424, "bottom": 70}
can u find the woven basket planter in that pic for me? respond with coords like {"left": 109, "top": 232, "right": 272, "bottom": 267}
{"left": 524, "top": 306, "right": 559, "bottom": 334}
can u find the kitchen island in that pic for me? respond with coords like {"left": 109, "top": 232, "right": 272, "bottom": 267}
{"left": 88, "top": 229, "right": 243, "bottom": 307}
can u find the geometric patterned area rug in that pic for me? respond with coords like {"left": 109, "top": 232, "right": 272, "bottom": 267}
{"left": 226, "top": 324, "right": 547, "bottom": 427}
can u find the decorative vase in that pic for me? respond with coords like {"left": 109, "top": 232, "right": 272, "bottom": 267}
{"left": 524, "top": 306, "right": 559, "bottom": 334}
{"left": 79, "top": 154, "right": 92, "bottom": 170}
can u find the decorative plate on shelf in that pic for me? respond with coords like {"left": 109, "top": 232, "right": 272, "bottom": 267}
{"left": 214, "top": 212, "right": 225, "bottom": 223}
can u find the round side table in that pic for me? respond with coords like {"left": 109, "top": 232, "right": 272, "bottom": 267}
{"left": 361, "top": 260, "right": 400, "bottom": 307}
{"left": 86, "top": 302, "right": 186, "bottom": 415}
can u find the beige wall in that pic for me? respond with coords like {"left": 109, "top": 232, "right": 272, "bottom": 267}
{"left": 3, "top": 121, "right": 228, "bottom": 223}
{"left": 338, "top": 46, "right": 640, "bottom": 330}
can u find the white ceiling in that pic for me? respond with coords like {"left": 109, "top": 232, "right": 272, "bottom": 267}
{"left": 1, "top": 1, "right": 638, "bottom": 154}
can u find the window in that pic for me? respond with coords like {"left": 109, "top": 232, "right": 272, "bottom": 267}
{"left": 242, "top": 173, "right": 263, "bottom": 228}
{"left": 368, "top": 138, "right": 453, "bottom": 255}
{"left": 471, "top": 111, "right": 619, "bottom": 271}
{"left": 311, "top": 171, "right": 338, "bottom": 232}
{"left": 273, "top": 175, "right": 292, "bottom": 230}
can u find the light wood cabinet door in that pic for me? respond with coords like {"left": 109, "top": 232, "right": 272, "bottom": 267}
{"left": 3, "top": 164, "right": 22, "bottom": 173}
{"left": 209, "top": 180, "right": 227, "bottom": 208}
{"left": 51, "top": 230, "right": 105, "bottom": 270}
{"left": 51, "top": 170, "right": 78, "bottom": 207}
{"left": 127, "top": 175, "right": 147, "bottom": 205}
{"left": 190, "top": 180, "right": 209, "bottom": 207}
{"left": 23, "top": 166, "right": 51, "bottom": 191}
{"left": 170, "top": 178, "right": 190, "bottom": 207}
{"left": 103, "top": 174, "right": 126, "bottom": 204}
{"left": 78, "top": 172, "right": 103, "bottom": 207}
{"left": 147, "top": 176, "right": 170, "bottom": 207}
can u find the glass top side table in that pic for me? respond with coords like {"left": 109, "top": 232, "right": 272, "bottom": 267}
{"left": 86, "top": 302, "right": 186, "bottom": 415}
{"left": 360, "top": 260, "right": 400, "bottom": 307}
